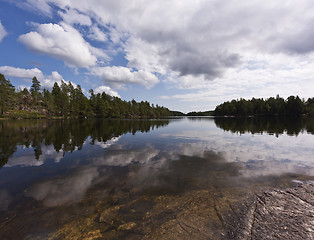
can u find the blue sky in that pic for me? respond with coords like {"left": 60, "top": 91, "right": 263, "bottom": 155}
{"left": 1, "top": 0, "right": 314, "bottom": 112}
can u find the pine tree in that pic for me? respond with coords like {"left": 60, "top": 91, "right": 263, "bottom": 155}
{"left": 30, "top": 76, "right": 41, "bottom": 106}
{"left": 52, "top": 82, "right": 63, "bottom": 116}
{"left": 0, "top": 74, "right": 15, "bottom": 115}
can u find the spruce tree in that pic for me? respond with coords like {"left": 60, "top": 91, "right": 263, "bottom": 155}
{"left": 0, "top": 74, "right": 15, "bottom": 115}
{"left": 30, "top": 76, "right": 41, "bottom": 106}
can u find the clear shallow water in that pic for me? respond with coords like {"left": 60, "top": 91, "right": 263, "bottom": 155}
{"left": 1, "top": 117, "right": 314, "bottom": 239}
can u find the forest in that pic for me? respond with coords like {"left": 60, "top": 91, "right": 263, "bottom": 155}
{"left": 214, "top": 95, "right": 314, "bottom": 116}
{"left": 186, "top": 110, "right": 214, "bottom": 116}
{"left": 3, "top": 72, "right": 314, "bottom": 118}
{"left": 0, "top": 73, "right": 174, "bottom": 119}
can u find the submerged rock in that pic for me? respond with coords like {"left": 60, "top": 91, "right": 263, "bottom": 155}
{"left": 233, "top": 182, "right": 314, "bottom": 240}
{"left": 36, "top": 179, "right": 314, "bottom": 239}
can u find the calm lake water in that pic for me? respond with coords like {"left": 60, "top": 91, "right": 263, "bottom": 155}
{"left": 1, "top": 117, "right": 314, "bottom": 239}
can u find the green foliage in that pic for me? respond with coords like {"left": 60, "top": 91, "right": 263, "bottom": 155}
{"left": 7, "top": 110, "right": 45, "bottom": 119}
{"left": 51, "top": 82, "right": 63, "bottom": 116}
{"left": 214, "top": 95, "right": 309, "bottom": 116}
{"left": 88, "top": 90, "right": 173, "bottom": 118}
{"left": 186, "top": 111, "right": 214, "bottom": 116}
{"left": 30, "top": 76, "right": 41, "bottom": 106}
{"left": 43, "top": 89, "right": 54, "bottom": 114}
{"left": 0, "top": 73, "right": 173, "bottom": 119}
{"left": 0, "top": 74, "right": 15, "bottom": 115}
{"left": 16, "top": 88, "right": 32, "bottom": 109}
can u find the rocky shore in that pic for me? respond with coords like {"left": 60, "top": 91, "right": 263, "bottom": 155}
{"left": 45, "top": 180, "right": 313, "bottom": 240}
{"left": 229, "top": 181, "right": 314, "bottom": 240}
{"left": 2, "top": 176, "right": 313, "bottom": 240}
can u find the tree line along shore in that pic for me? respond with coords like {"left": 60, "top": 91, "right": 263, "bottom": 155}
{"left": 214, "top": 95, "right": 314, "bottom": 116}
{"left": 180, "top": 95, "right": 314, "bottom": 117}
{"left": 0, "top": 73, "right": 178, "bottom": 119}
{"left": 2, "top": 73, "right": 314, "bottom": 119}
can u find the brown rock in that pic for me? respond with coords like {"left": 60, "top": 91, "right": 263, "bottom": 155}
{"left": 234, "top": 182, "right": 314, "bottom": 240}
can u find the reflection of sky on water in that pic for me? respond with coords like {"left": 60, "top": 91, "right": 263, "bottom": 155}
{"left": 160, "top": 118, "right": 314, "bottom": 174}
{"left": 25, "top": 166, "right": 100, "bottom": 207}
{"left": 6, "top": 145, "right": 65, "bottom": 167}
{"left": 5, "top": 137, "right": 121, "bottom": 168}
{"left": 93, "top": 137, "right": 120, "bottom": 149}
{"left": 1, "top": 118, "right": 314, "bottom": 209}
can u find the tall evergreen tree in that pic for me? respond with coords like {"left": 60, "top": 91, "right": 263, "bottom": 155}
{"left": 30, "top": 76, "right": 41, "bottom": 106}
{"left": 52, "top": 82, "right": 63, "bottom": 116}
{"left": 60, "top": 80, "right": 70, "bottom": 117}
{"left": 43, "top": 89, "right": 54, "bottom": 114}
{"left": 0, "top": 74, "right": 15, "bottom": 115}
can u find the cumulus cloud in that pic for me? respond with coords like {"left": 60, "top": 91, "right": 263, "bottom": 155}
{"left": 0, "top": 66, "right": 44, "bottom": 79}
{"left": 0, "top": 20, "right": 7, "bottom": 42}
{"left": 161, "top": 52, "right": 314, "bottom": 111}
{"left": 94, "top": 85, "right": 120, "bottom": 97}
{"left": 90, "top": 66, "right": 159, "bottom": 89}
{"left": 40, "top": 71, "right": 66, "bottom": 89}
{"left": 169, "top": 50, "right": 240, "bottom": 79}
{"left": 18, "top": 22, "right": 107, "bottom": 68}
{"left": 13, "top": 0, "right": 314, "bottom": 107}
{"left": 0, "top": 65, "right": 77, "bottom": 91}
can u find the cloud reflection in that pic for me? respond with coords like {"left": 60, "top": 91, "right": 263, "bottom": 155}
{"left": 25, "top": 167, "right": 99, "bottom": 207}
{"left": 94, "top": 144, "right": 159, "bottom": 167}
{"left": 22, "top": 119, "right": 314, "bottom": 207}
{"left": 25, "top": 139, "right": 314, "bottom": 207}
{"left": 6, "top": 146, "right": 65, "bottom": 167}
{"left": 93, "top": 137, "right": 120, "bottom": 149}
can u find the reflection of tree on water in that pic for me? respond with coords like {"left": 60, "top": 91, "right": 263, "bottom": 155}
{"left": 214, "top": 117, "right": 314, "bottom": 136}
{"left": 0, "top": 119, "right": 169, "bottom": 168}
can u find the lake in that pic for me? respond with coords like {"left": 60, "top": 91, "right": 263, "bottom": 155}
{"left": 1, "top": 117, "right": 314, "bottom": 239}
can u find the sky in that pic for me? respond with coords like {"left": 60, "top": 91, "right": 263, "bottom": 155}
{"left": 1, "top": 0, "right": 314, "bottom": 113}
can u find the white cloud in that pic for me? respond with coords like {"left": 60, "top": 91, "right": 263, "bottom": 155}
{"left": 0, "top": 65, "right": 71, "bottom": 91}
{"left": 94, "top": 85, "right": 120, "bottom": 98}
{"left": 18, "top": 22, "right": 107, "bottom": 68}
{"left": 88, "top": 25, "right": 108, "bottom": 42}
{"left": 28, "top": 0, "right": 52, "bottom": 15}
{"left": 125, "top": 37, "right": 166, "bottom": 75}
{"left": 40, "top": 71, "right": 65, "bottom": 89}
{"left": 37, "top": 71, "right": 78, "bottom": 91}
{"left": 90, "top": 66, "right": 159, "bottom": 89}
{"left": 0, "top": 20, "right": 7, "bottom": 42}
{"left": 0, "top": 66, "right": 44, "bottom": 79}
{"left": 160, "top": 52, "right": 314, "bottom": 111}
{"left": 15, "top": 0, "right": 314, "bottom": 110}
{"left": 58, "top": 8, "right": 92, "bottom": 26}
